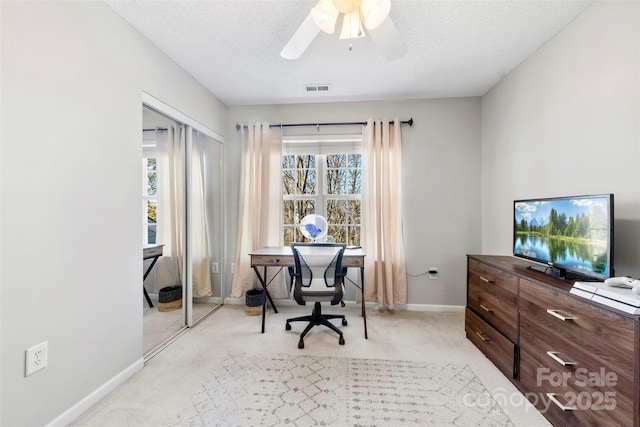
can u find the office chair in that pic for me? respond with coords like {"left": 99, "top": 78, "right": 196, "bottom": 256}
{"left": 286, "top": 243, "right": 348, "bottom": 349}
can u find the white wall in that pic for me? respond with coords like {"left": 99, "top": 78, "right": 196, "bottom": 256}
{"left": 0, "top": 1, "right": 226, "bottom": 425}
{"left": 481, "top": 1, "right": 640, "bottom": 277}
{"left": 227, "top": 98, "right": 482, "bottom": 307}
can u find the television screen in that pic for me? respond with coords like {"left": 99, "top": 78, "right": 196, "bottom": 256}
{"left": 513, "top": 194, "right": 614, "bottom": 280}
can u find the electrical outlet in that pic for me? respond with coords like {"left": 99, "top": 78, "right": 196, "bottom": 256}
{"left": 211, "top": 262, "right": 219, "bottom": 273}
{"left": 231, "top": 263, "right": 236, "bottom": 274}
{"left": 25, "top": 341, "right": 48, "bottom": 377}
{"left": 428, "top": 267, "right": 438, "bottom": 280}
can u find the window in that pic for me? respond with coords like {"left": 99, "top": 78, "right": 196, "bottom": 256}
{"left": 282, "top": 135, "right": 362, "bottom": 246}
{"left": 142, "top": 130, "right": 158, "bottom": 245}
{"left": 143, "top": 157, "right": 157, "bottom": 244}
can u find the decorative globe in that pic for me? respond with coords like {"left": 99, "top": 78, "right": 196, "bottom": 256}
{"left": 299, "top": 214, "right": 328, "bottom": 242}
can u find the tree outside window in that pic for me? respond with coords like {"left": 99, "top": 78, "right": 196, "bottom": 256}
{"left": 282, "top": 153, "right": 361, "bottom": 246}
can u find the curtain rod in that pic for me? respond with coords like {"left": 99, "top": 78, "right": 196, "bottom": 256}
{"left": 235, "top": 118, "right": 413, "bottom": 132}
{"left": 143, "top": 128, "right": 168, "bottom": 132}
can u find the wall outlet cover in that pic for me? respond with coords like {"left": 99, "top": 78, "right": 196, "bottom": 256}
{"left": 25, "top": 341, "right": 48, "bottom": 377}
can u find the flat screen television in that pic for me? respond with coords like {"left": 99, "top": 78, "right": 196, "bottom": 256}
{"left": 513, "top": 194, "right": 614, "bottom": 281}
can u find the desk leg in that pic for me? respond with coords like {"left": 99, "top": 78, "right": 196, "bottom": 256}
{"left": 360, "top": 266, "right": 367, "bottom": 339}
{"left": 143, "top": 256, "right": 160, "bottom": 308}
{"left": 261, "top": 289, "right": 267, "bottom": 334}
{"left": 143, "top": 287, "right": 154, "bottom": 308}
{"left": 262, "top": 267, "right": 278, "bottom": 313}
{"left": 252, "top": 266, "right": 279, "bottom": 334}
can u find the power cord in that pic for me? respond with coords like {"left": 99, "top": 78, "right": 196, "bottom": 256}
{"left": 407, "top": 271, "right": 432, "bottom": 278}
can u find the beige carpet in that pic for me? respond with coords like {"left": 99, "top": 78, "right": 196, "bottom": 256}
{"left": 143, "top": 293, "right": 219, "bottom": 355}
{"left": 172, "top": 352, "right": 514, "bottom": 426}
{"left": 71, "top": 305, "right": 551, "bottom": 427}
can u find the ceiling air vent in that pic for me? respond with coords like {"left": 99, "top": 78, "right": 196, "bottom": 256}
{"left": 304, "top": 84, "right": 331, "bottom": 93}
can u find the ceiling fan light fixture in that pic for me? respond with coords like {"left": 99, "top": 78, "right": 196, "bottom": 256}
{"left": 311, "top": 0, "right": 340, "bottom": 33}
{"left": 339, "top": 11, "right": 365, "bottom": 39}
{"left": 282, "top": 0, "right": 403, "bottom": 60}
{"left": 360, "top": 0, "right": 391, "bottom": 30}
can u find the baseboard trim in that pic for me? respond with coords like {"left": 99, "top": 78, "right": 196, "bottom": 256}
{"left": 45, "top": 357, "right": 144, "bottom": 427}
{"left": 399, "top": 304, "right": 465, "bottom": 313}
{"left": 223, "top": 297, "right": 464, "bottom": 313}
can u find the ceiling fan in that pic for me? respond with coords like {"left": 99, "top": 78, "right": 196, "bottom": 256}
{"left": 281, "top": 0, "right": 407, "bottom": 61}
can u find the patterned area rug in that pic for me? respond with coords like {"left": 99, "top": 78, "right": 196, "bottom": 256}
{"left": 173, "top": 352, "right": 514, "bottom": 427}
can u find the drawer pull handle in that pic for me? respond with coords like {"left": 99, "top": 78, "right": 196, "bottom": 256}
{"left": 475, "top": 331, "right": 490, "bottom": 342}
{"left": 546, "top": 351, "right": 576, "bottom": 366}
{"left": 547, "top": 393, "right": 577, "bottom": 411}
{"left": 479, "top": 276, "right": 495, "bottom": 284}
{"left": 480, "top": 304, "right": 493, "bottom": 313}
{"left": 546, "top": 309, "right": 574, "bottom": 321}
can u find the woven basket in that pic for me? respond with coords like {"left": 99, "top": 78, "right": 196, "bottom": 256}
{"left": 244, "top": 305, "right": 262, "bottom": 316}
{"left": 158, "top": 298, "right": 182, "bottom": 312}
{"left": 158, "top": 285, "right": 182, "bottom": 312}
{"left": 159, "top": 285, "right": 182, "bottom": 303}
{"left": 244, "top": 288, "right": 265, "bottom": 316}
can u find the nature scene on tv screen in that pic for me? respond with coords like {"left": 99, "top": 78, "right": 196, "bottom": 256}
{"left": 514, "top": 196, "right": 610, "bottom": 276}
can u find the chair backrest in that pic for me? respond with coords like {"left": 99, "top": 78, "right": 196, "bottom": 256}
{"left": 290, "top": 243, "right": 346, "bottom": 305}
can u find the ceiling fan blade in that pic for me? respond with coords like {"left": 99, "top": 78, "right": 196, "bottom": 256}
{"left": 280, "top": 13, "right": 321, "bottom": 60}
{"left": 367, "top": 16, "right": 407, "bottom": 61}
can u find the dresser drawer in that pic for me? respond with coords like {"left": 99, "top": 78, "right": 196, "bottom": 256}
{"left": 465, "top": 308, "right": 516, "bottom": 378}
{"left": 519, "top": 348, "right": 633, "bottom": 427}
{"left": 519, "top": 279, "right": 634, "bottom": 379}
{"left": 467, "top": 259, "right": 518, "bottom": 341}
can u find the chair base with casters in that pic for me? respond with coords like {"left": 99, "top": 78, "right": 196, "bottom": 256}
{"left": 287, "top": 243, "right": 348, "bottom": 349}
{"left": 286, "top": 301, "right": 347, "bottom": 349}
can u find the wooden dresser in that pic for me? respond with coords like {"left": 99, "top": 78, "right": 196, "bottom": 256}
{"left": 466, "top": 255, "right": 639, "bottom": 427}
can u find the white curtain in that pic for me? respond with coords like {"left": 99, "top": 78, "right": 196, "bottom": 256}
{"left": 155, "top": 125, "right": 185, "bottom": 290}
{"left": 362, "top": 118, "right": 407, "bottom": 308}
{"left": 190, "top": 131, "right": 212, "bottom": 297}
{"left": 153, "top": 126, "right": 212, "bottom": 298}
{"left": 231, "top": 122, "right": 284, "bottom": 298}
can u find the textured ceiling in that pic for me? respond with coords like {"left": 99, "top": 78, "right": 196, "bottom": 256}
{"left": 105, "top": 0, "right": 593, "bottom": 106}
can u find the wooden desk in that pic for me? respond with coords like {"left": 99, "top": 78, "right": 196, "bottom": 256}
{"left": 143, "top": 244, "right": 164, "bottom": 308}
{"left": 250, "top": 246, "right": 367, "bottom": 338}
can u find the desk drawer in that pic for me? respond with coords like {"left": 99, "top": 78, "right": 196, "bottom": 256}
{"left": 467, "top": 259, "right": 518, "bottom": 341}
{"left": 250, "top": 254, "right": 293, "bottom": 267}
{"left": 465, "top": 308, "right": 516, "bottom": 379}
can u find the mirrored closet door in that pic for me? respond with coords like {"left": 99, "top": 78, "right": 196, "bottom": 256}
{"left": 142, "top": 103, "right": 224, "bottom": 357}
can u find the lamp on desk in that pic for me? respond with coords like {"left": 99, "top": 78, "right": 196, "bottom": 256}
{"left": 299, "top": 214, "right": 328, "bottom": 243}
